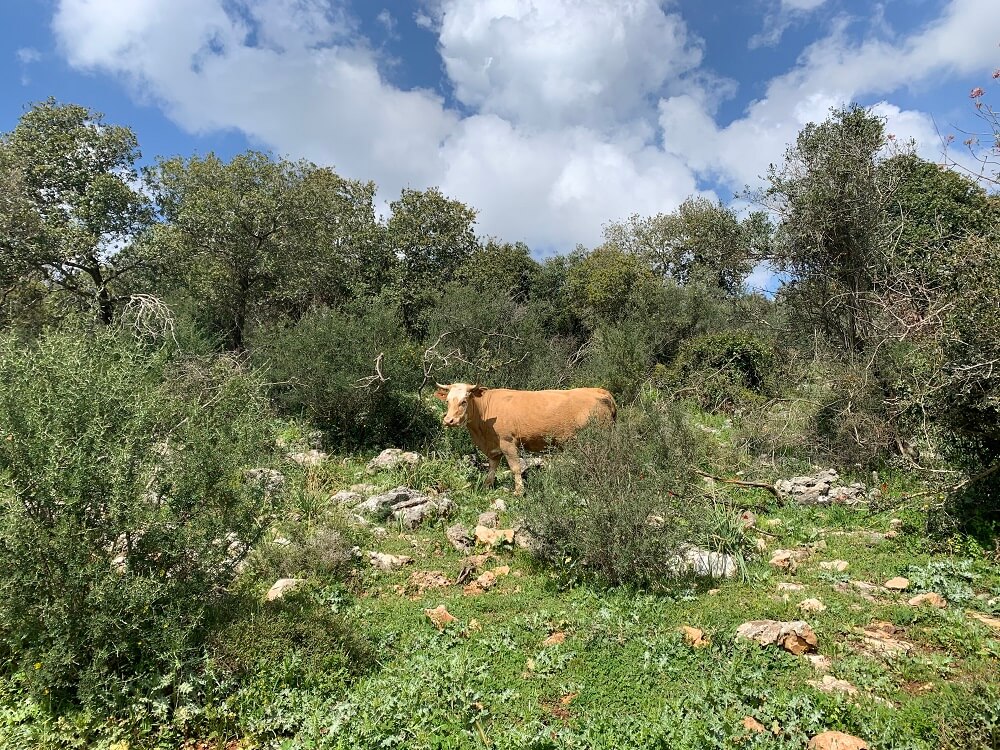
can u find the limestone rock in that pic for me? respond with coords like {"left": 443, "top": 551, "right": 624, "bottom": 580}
{"left": 777, "top": 582, "right": 806, "bottom": 592}
{"left": 446, "top": 523, "right": 474, "bottom": 553}
{"left": 265, "top": 577, "right": 304, "bottom": 601}
{"left": 669, "top": 544, "right": 738, "bottom": 578}
{"left": 736, "top": 619, "right": 818, "bottom": 655}
{"left": 680, "top": 625, "right": 711, "bottom": 648}
{"left": 475, "top": 525, "right": 514, "bottom": 547}
{"left": 425, "top": 604, "right": 457, "bottom": 630}
{"left": 368, "top": 551, "right": 414, "bottom": 571}
{"left": 366, "top": 448, "right": 422, "bottom": 473}
{"left": 287, "top": 449, "right": 327, "bottom": 466}
{"left": 807, "top": 731, "right": 868, "bottom": 750}
{"left": 477, "top": 511, "right": 500, "bottom": 528}
{"left": 884, "top": 576, "right": 909, "bottom": 591}
{"left": 820, "top": 560, "right": 850, "bottom": 573}
{"left": 799, "top": 598, "right": 827, "bottom": 613}
{"left": 808, "top": 675, "right": 859, "bottom": 696}
{"left": 908, "top": 592, "right": 946, "bottom": 608}
{"left": 770, "top": 549, "right": 809, "bottom": 571}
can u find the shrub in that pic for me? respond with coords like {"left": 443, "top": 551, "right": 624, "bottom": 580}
{"left": 659, "top": 330, "right": 777, "bottom": 412}
{"left": 251, "top": 299, "right": 436, "bottom": 448}
{"left": 523, "top": 396, "right": 711, "bottom": 587}
{"left": 0, "top": 328, "right": 278, "bottom": 709}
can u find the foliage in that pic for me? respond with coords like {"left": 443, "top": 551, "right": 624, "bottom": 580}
{"left": 603, "top": 197, "right": 770, "bottom": 295}
{"left": 524, "top": 398, "right": 710, "bottom": 587}
{"left": 0, "top": 328, "right": 277, "bottom": 709}
{"left": 905, "top": 559, "right": 979, "bottom": 604}
{"left": 565, "top": 244, "right": 659, "bottom": 326}
{"left": 659, "top": 330, "right": 777, "bottom": 412}
{"left": 0, "top": 98, "right": 153, "bottom": 324}
{"left": 148, "top": 151, "right": 384, "bottom": 349}
{"left": 251, "top": 299, "right": 434, "bottom": 448}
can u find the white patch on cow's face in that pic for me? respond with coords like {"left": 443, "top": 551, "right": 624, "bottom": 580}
{"left": 441, "top": 383, "right": 475, "bottom": 427}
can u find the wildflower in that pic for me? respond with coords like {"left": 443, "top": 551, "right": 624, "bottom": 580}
{"left": 971, "top": 86, "right": 986, "bottom": 98}
{"left": 993, "top": 69, "right": 1000, "bottom": 79}
{"left": 34, "top": 662, "right": 41, "bottom": 670}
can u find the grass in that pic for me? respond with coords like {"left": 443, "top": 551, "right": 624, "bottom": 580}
{"left": 1, "top": 446, "right": 999, "bottom": 750}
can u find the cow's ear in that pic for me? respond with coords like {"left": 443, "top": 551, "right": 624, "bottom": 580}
{"left": 434, "top": 387, "right": 449, "bottom": 401}
{"left": 470, "top": 385, "right": 487, "bottom": 396}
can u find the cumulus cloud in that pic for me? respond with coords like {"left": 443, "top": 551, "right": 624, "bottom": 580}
{"left": 49, "top": 0, "right": 998, "bottom": 252}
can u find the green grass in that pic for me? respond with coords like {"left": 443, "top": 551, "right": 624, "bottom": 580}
{"left": 2, "top": 451, "right": 998, "bottom": 750}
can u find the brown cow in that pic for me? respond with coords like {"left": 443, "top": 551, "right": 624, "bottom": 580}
{"left": 435, "top": 383, "right": 617, "bottom": 494}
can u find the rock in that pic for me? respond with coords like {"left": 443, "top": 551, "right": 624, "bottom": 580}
{"left": 708, "top": 588, "right": 721, "bottom": 596}
{"left": 475, "top": 525, "right": 515, "bottom": 547}
{"left": 669, "top": 544, "right": 738, "bottom": 578}
{"left": 492, "top": 565, "right": 511, "bottom": 578}
{"left": 477, "top": 511, "right": 500, "bottom": 528}
{"left": 368, "top": 551, "right": 414, "bottom": 571}
{"left": 754, "top": 538, "right": 769, "bottom": 552}
{"left": 884, "top": 576, "right": 909, "bottom": 591}
{"left": 350, "top": 482, "right": 378, "bottom": 495}
{"left": 808, "top": 675, "right": 858, "bottom": 696}
{"left": 807, "top": 730, "right": 868, "bottom": 750}
{"left": 371, "top": 527, "right": 389, "bottom": 540}
{"left": 475, "top": 570, "right": 498, "bottom": 591}
{"left": 287, "top": 449, "right": 327, "bottom": 466}
{"left": 330, "top": 490, "right": 362, "bottom": 505}
{"left": 775, "top": 470, "right": 875, "bottom": 506}
{"left": 490, "top": 498, "right": 507, "bottom": 512}
{"left": 740, "top": 511, "right": 757, "bottom": 527}
{"left": 680, "top": 626, "right": 711, "bottom": 648}
{"left": 770, "top": 549, "right": 809, "bottom": 571}
{"left": 736, "top": 620, "right": 818, "bottom": 655}
{"left": 908, "top": 592, "right": 947, "bottom": 608}
{"left": 366, "top": 448, "right": 422, "bottom": 473}
{"left": 425, "top": 604, "right": 457, "bottom": 630}
{"left": 777, "top": 582, "right": 806, "bottom": 592}
{"left": 820, "top": 560, "right": 850, "bottom": 573}
{"left": 967, "top": 611, "right": 1000, "bottom": 631}
{"left": 245, "top": 467, "right": 286, "bottom": 494}
{"left": 742, "top": 716, "right": 767, "bottom": 734}
{"left": 354, "top": 487, "right": 454, "bottom": 528}
{"left": 799, "top": 598, "right": 827, "bottom": 613}
{"left": 407, "top": 570, "right": 450, "bottom": 594}
{"left": 542, "top": 631, "right": 567, "bottom": 647}
{"left": 858, "top": 621, "right": 912, "bottom": 656}
{"left": 265, "top": 578, "right": 304, "bottom": 601}
{"left": 805, "top": 654, "right": 832, "bottom": 672}
{"left": 446, "top": 523, "right": 474, "bottom": 553}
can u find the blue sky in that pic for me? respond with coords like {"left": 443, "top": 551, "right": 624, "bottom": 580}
{"left": 2, "top": 0, "right": 997, "bottom": 275}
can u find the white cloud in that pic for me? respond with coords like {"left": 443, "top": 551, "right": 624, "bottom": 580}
{"left": 437, "top": 0, "right": 702, "bottom": 130}
{"left": 749, "top": 0, "right": 832, "bottom": 49}
{"left": 49, "top": 0, "right": 1000, "bottom": 254}
{"left": 661, "top": 0, "right": 1000, "bottom": 189}
{"left": 16, "top": 47, "right": 42, "bottom": 64}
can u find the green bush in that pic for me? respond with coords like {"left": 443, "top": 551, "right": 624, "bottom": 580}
{"left": 0, "top": 328, "right": 278, "bottom": 709}
{"left": 523, "top": 396, "right": 712, "bottom": 587}
{"left": 659, "top": 330, "right": 777, "bottom": 412}
{"left": 251, "top": 299, "right": 436, "bottom": 448}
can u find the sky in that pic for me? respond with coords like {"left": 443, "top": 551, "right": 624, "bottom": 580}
{"left": 2, "top": 0, "right": 998, "bottom": 271}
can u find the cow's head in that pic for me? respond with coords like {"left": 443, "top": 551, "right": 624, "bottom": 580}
{"left": 434, "top": 382, "right": 484, "bottom": 427}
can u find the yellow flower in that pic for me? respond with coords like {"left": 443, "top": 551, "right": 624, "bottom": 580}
{"left": 34, "top": 662, "right": 41, "bottom": 670}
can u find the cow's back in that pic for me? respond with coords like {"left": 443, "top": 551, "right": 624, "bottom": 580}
{"left": 478, "top": 388, "right": 616, "bottom": 450}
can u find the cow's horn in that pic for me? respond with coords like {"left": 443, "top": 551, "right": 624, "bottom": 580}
{"left": 435, "top": 382, "right": 448, "bottom": 390}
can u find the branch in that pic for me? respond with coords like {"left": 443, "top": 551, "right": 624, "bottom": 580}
{"left": 694, "top": 469, "right": 782, "bottom": 499}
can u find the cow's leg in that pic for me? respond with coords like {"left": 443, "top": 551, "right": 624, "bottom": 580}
{"left": 499, "top": 441, "right": 524, "bottom": 495}
{"left": 485, "top": 450, "right": 501, "bottom": 488}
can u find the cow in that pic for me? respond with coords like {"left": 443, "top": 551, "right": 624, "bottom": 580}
{"left": 435, "top": 382, "right": 617, "bottom": 494}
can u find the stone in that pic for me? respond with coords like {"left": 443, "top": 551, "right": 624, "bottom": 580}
{"left": 858, "top": 621, "right": 912, "bottom": 656}
{"left": 287, "top": 449, "right": 327, "bottom": 466}
{"left": 542, "top": 631, "right": 567, "bottom": 647}
{"left": 477, "top": 511, "right": 500, "bottom": 528}
{"left": 680, "top": 625, "right": 711, "bottom": 648}
{"left": 805, "top": 654, "right": 833, "bottom": 672}
{"left": 742, "top": 716, "right": 767, "bottom": 734}
{"left": 475, "top": 570, "right": 498, "bottom": 591}
{"left": 425, "top": 605, "right": 457, "bottom": 630}
{"left": 777, "top": 582, "right": 806, "bottom": 592}
{"left": 354, "top": 487, "right": 454, "bottom": 528}
{"left": 908, "top": 592, "right": 947, "bottom": 608}
{"left": 669, "top": 544, "right": 738, "bottom": 578}
{"left": 366, "top": 448, "right": 422, "bottom": 473}
{"left": 490, "top": 498, "right": 507, "bottom": 512}
{"left": 808, "top": 675, "right": 858, "bottom": 696}
{"left": 799, "top": 598, "right": 827, "bottom": 613}
{"left": 736, "top": 620, "right": 818, "bottom": 655}
{"left": 407, "top": 570, "right": 450, "bottom": 594}
{"left": 820, "top": 560, "right": 850, "bottom": 573}
{"left": 775, "top": 469, "right": 875, "bottom": 506}
{"left": 807, "top": 731, "right": 868, "bottom": 750}
{"left": 770, "top": 549, "right": 809, "bottom": 571}
{"left": 245, "top": 467, "right": 286, "bottom": 494}
{"left": 265, "top": 578, "right": 304, "bottom": 601}
{"left": 884, "top": 576, "right": 909, "bottom": 591}
{"left": 968, "top": 611, "right": 1000, "bottom": 631}
{"left": 330, "top": 490, "right": 362, "bottom": 505}
{"left": 475, "top": 525, "right": 515, "bottom": 547}
{"left": 368, "top": 551, "right": 414, "bottom": 571}
{"left": 446, "top": 523, "right": 474, "bottom": 553}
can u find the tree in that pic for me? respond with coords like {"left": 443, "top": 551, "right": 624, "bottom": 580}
{"left": 385, "top": 187, "right": 478, "bottom": 332}
{"left": 759, "top": 105, "right": 900, "bottom": 355}
{"left": 0, "top": 99, "right": 153, "bottom": 324}
{"left": 148, "top": 152, "right": 383, "bottom": 350}
{"left": 602, "top": 197, "right": 769, "bottom": 295}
